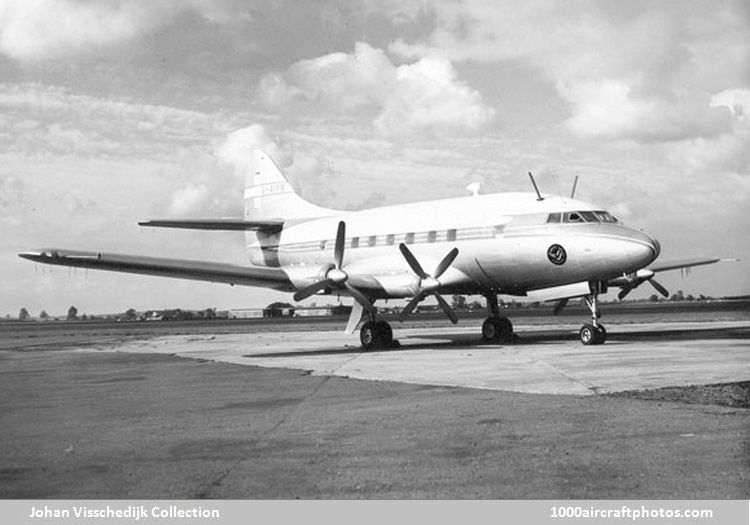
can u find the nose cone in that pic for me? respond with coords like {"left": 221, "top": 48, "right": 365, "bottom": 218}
{"left": 622, "top": 230, "right": 660, "bottom": 268}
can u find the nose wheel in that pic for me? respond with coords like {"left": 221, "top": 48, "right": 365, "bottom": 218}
{"left": 579, "top": 323, "right": 606, "bottom": 345}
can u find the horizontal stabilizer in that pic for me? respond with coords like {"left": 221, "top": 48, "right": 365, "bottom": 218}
{"left": 138, "top": 218, "right": 283, "bottom": 231}
{"left": 18, "top": 249, "right": 292, "bottom": 291}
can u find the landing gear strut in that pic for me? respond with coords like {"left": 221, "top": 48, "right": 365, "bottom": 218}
{"left": 580, "top": 282, "right": 607, "bottom": 345}
{"left": 482, "top": 292, "right": 514, "bottom": 343}
{"left": 359, "top": 315, "right": 395, "bottom": 350}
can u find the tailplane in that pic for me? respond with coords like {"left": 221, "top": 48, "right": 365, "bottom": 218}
{"left": 245, "top": 151, "right": 336, "bottom": 221}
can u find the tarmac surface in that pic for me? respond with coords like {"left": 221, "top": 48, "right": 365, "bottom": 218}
{"left": 1, "top": 318, "right": 748, "bottom": 499}
{"left": 110, "top": 320, "right": 750, "bottom": 396}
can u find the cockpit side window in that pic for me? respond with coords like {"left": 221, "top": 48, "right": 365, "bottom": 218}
{"left": 563, "top": 211, "right": 584, "bottom": 223}
{"left": 593, "top": 211, "right": 618, "bottom": 223}
{"left": 546, "top": 212, "right": 561, "bottom": 223}
{"left": 578, "top": 211, "right": 599, "bottom": 222}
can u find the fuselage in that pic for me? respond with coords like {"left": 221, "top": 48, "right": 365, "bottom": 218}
{"left": 248, "top": 192, "right": 660, "bottom": 299}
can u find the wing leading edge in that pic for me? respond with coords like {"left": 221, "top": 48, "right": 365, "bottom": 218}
{"left": 138, "top": 218, "right": 284, "bottom": 231}
{"left": 18, "top": 249, "right": 293, "bottom": 291}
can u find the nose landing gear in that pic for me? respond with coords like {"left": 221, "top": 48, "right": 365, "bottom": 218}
{"left": 580, "top": 283, "right": 607, "bottom": 345}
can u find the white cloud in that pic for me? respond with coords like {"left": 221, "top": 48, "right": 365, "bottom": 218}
{"left": 0, "top": 0, "right": 153, "bottom": 61}
{"left": 374, "top": 56, "right": 495, "bottom": 135}
{"left": 388, "top": 0, "right": 749, "bottom": 144}
{"left": 257, "top": 42, "right": 495, "bottom": 136}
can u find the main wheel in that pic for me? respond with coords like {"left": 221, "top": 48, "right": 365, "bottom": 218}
{"left": 375, "top": 321, "right": 393, "bottom": 346}
{"left": 360, "top": 321, "right": 377, "bottom": 349}
{"left": 482, "top": 317, "right": 514, "bottom": 343}
{"left": 579, "top": 323, "right": 597, "bottom": 345}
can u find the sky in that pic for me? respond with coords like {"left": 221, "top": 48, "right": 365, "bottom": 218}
{"left": 1, "top": 0, "right": 749, "bottom": 317}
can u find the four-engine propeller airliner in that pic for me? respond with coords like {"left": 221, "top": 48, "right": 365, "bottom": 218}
{"left": 20, "top": 150, "right": 722, "bottom": 347}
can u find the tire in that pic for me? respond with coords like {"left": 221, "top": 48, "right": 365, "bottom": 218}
{"left": 482, "top": 317, "right": 514, "bottom": 343}
{"left": 593, "top": 325, "right": 607, "bottom": 345}
{"left": 482, "top": 317, "right": 498, "bottom": 342}
{"left": 496, "top": 317, "right": 513, "bottom": 343}
{"left": 579, "top": 323, "right": 597, "bottom": 345}
{"left": 360, "top": 321, "right": 377, "bottom": 349}
{"left": 375, "top": 321, "right": 393, "bottom": 346}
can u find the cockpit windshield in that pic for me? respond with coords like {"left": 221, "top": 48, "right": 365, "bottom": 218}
{"left": 547, "top": 210, "right": 619, "bottom": 224}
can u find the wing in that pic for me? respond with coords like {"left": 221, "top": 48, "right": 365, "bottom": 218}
{"left": 18, "top": 249, "right": 293, "bottom": 291}
{"left": 138, "top": 218, "right": 283, "bottom": 231}
{"left": 607, "top": 257, "right": 735, "bottom": 300}
{"left": 647, "top": 257, "right": 722, "bottom": 273}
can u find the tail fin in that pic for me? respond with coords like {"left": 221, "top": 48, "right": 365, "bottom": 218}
{"left": 245, "top": 151, "right": 335, "bottom": 221}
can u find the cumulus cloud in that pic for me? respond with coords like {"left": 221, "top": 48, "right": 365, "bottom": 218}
{"left": 673, "top": 88, "right": 750, "bottom": 175}
{"left": 388, "top": 0, "right": 749, "bottom": 144}
{"left": 257, "top": 42, "right": 495, "bottom": 136}
{"left": 0, "top": 0, "right": 156, "bottom": 61}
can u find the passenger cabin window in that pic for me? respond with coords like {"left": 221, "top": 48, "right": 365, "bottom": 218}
{"left": 351, "top": 237, "right": 359, "bottom": 248}
{"left": 547, "top": 213, "right": 561, "bottom": 223}
{"left": 368, "top": 235, "right": 377, "bottom": 247}
{"left": 447, "top": 229, "right": 456, "bottom": 241}
{"left": 427, "top": 231, "right": 437, "bottom": 243}
{"left": 386, "top": 234, "right": 395, "bottom": 246}
{"left": 564, "top": 212, "right": 584, "bottom": 223}
{"left": 405, "top": 232, "right": 415, "bottom": 244}
{"left": 320, "top": 240, "right": 327, "bottom": 250}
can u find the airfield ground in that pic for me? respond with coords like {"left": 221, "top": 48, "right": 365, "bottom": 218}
{"left": 0, "top": 304, "right": 748, "bottom": 498}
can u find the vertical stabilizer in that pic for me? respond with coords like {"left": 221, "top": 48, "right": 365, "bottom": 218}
{"left": 245, "top": 151, "right": 336, "bottom": 221}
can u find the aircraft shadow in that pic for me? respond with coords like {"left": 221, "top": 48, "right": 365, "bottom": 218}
{"left": 245, "top": 325, "right": 749, "bottom": 358}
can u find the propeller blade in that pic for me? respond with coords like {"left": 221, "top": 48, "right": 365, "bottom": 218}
{"left": 293, "top": 279, "right": 333, "bottom": 302}
{"left": 649, "top": 278, "right": 669, "bottom": 298}
{"left": 399, "top": 243, "right": 427, "bottom": 279}
{"left": 433, "top": 247, "right": 459, "bottom": 279}
{"left": 334, "top": 221, "right": 345, "bottom": 269}
{"left": 618, "top": 286, "right": 633, "bottom": 301}
{"left": 434, "top": 293, "right": 458, "bottom": 324}
{"left": 398, "top": 291, "right": 426, "bottom": 321}
{"left": 343, "top": 282, "right": 376, "bottom": 313}
{"left": 345, "top": 300, "right": 365, "bottom": 334}
{"left": 553, "top": 298, "right": 568, "bottom": 316}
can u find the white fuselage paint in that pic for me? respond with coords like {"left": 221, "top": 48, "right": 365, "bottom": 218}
{"left": 246, "top": 192, "right": 659, "bottom": 299}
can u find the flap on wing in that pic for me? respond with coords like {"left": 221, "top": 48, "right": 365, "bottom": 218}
{"left": 138, "top": 218, "right": 283, "bottom": 231}
{"left": 526, "top": 281, "right": 591, "bottom": 302}
{"left": 19, "top": 249, "right": 293, "bottom": 291}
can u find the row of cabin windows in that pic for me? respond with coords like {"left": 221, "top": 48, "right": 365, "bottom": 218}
{"left": 320, "top": 229, "right": 457, "bottom": 250}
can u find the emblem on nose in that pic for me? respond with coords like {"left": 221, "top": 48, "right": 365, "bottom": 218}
{"left": 547, "top": 244, "right": 567, "bottom": 265}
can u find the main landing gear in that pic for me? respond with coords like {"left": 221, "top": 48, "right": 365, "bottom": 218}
{"left": 579, "top": 283, "right": 607, "bottom": 345}
{"left": 481, "top": 292, "right": 514, "bottom": 343}
{"left": 359, "top": 311, "right": 396, "bottom": 350}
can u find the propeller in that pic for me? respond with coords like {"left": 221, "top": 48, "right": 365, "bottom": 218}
{"left": 293, "top": 221, "right": 375, "bottom": 313}
{"left": 398, "top": 243, "right": 459, "bottom": 324}
{"left": 617, "top": 270, "right": 669, "bottom": 300}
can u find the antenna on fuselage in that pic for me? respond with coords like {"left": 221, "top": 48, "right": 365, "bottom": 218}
{"left": 570, "top": 175, "right": 579, "bottom": 199}
{"left": 528, "top": 172, "right": 544, "bottom": 201}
